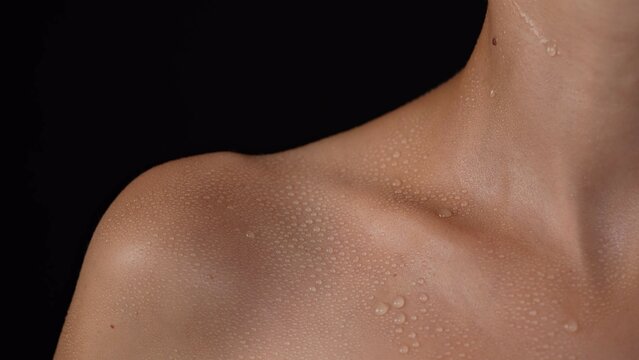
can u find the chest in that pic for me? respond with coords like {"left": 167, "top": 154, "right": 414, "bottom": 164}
{"left": 214, "top": 214, "right": 638, "bottom": 359}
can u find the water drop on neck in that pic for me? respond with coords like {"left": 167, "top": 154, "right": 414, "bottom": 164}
{"left": 394, "top": 312, "right": 407, "bottom": 324}
{"left": 375, "top": 302, "right": 390, "bottom": 315}
{"left": 546, "top": 41, "right": 558, "bottom": 56}
{"left": 245, "top": 231, "right": 255, "bottom": 238}
{"left": 419, "top": 293, "right": 429, "bottom": 302}
{"left": 392, "top": 296, "right": 406, "bottom": 309}
{"left": 437, "top": 208, "right": 453, "bottom": 218}
{"left": 489, "top": 89, "right": 496, "bottom": 98}
{"left": 563, "top": 319, "right": 579, "bottom": 332}
{"left": 399, "top": 345, "right": 409, "bottom": 354}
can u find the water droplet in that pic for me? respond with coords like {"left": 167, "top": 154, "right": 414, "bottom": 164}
{"left": 563, "top": 319, "right": 579, "bottom": 333}
{"left": 437, "top": 208, "right": 453, "bottom": 218}
{"left": 460, "top": 201, "right": 468, "bottom": 207}
{"left": 392, "top": 179, "right": 402, "bottom": 187}
{"left": 546, "top": 41, "right": 558, "bottom": 56}
{"left": 395, "top": 327, "right": 404, "bottom": 333}
{"left": 245, "top": 231, "right": 255, "bottom": 238}
{"left": 394, "top": 313, "right": 407, "bottom": 324}
{"left": 490, "top": 89, "right": 496, "bottom": 98}
{"left": 417, "top": 277, "right": 425, "bottom": 285}
{"left": 419, "top": 293, "right": 429, "bottom": 302}
{"left": 375, "top": 303, "right": 390, "bottom": 316}
{"left": 412, "top": 341, "right": 420, "bottom": 348}
{"left": 392, "top": 296, "right": 406, "bottom": 309}
{"left": 399, "top": 345, "right": 409, "bottom": 354}
{"left": 408, "top": 332, "right": 417, "bottom": 339}
{"left": 309, "top": 286, "right": 317, "bottom": 292}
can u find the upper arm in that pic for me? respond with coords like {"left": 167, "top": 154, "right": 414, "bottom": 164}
{"left": 54, "top": 153, "right": 247, "bottom": 359}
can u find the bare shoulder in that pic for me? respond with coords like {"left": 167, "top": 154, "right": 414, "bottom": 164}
{"left": 54, "top": 151, "right": 305, "bottom": 359}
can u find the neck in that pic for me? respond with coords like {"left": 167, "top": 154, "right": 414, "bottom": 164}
{"left": 425, "top": 0, "right": 639, "bottom": 243}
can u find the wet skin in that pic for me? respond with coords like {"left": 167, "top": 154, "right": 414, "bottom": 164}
{"left": 55, "top": 0, "right": 639, "bottom": 358}
{"left": 52, "top": 100, "right": 639, "bottom": 359}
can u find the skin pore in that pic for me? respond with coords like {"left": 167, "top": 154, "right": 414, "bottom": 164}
{"left": 55, "top": 0, "right": 638, "bottom": 359}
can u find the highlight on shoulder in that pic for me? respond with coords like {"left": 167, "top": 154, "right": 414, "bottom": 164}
{"left": 53, "top": 151, "right": 271, "bottom": 359}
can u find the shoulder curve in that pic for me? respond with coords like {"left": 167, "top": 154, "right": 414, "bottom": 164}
{"left": 54, "top": 151, "right": 259, "bottom": 359}
{"left": 117, "top": 150, "right": 250, "bottom": 197}
{"left": 90, "top": 151, "right": 253, "bottom": 245}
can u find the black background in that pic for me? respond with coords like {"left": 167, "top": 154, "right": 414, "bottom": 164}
{"left": 26, "top": 1, "right": 486, "bottom": 358}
